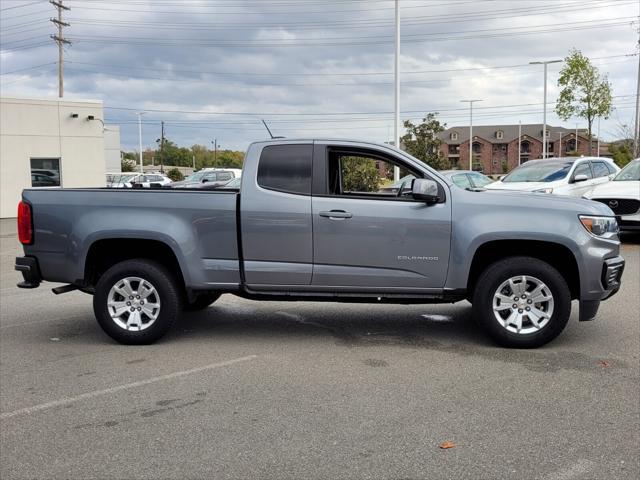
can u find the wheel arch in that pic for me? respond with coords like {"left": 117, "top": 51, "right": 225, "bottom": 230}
{"left": 83, "top": 238, "right": 188, "bottom": 294}
{"left": 466, "top": 239, "right": 580, "bottom": 300}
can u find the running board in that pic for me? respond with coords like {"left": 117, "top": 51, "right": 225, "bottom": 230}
{"left": 52, "top": 284, "right": 79, "bottom": 295}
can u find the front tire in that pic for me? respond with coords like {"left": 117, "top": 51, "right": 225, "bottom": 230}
{"left": 472, "top": 256, "right": 571, "bottom": 348}
{"left": 93, "top": 259, "right": 182, "bottom": 344}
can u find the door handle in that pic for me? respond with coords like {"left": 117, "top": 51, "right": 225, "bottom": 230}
{"left": 319, "top": 210, "right": 353, "bottom": 219}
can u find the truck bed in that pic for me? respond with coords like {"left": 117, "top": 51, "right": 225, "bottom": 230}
{"left": 21, "top": 188, "right": 241, "bottom": 289}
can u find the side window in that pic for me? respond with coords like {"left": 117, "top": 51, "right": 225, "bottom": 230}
{"left": 573, "top": 162, "right": 593, "bottom": 179}
{"left": 592, "top": 162, "right": 610, "bottom": 178}
{"left": 451, "top": 174, "right": 472, "bottom": 189}
{"left": 327, "top": 149, "right": 420, "bottom": 199}
{"left": 218, "top": 172, "right": 232, "bottom": 181}
{"left": 257, "top": 144, "right": 312, "bottom": 195}
{"left": 605, "top": 162, "right": 617, "bottom": 175}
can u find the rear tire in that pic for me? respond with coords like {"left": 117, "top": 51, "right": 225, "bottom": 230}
{"left": 93, "top": 259, "right": 181, "bottom": 344}
{"left": 184, "top": 292, "right": 221, "bottom": 311}
{"left": 472, "top": 256, "right": 571, "bottom": 348}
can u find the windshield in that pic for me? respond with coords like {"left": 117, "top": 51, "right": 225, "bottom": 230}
{"left": 469, "top": 172, "right": 494, "bottom": 187}
{"left": 113, "top": 174, "right": 136, "bottom": 183}
{"left": 614, "top": 160, "right": 640, "bottom": 181}
{"left": 502, "top": 161, "right": 572, "bottom": 183}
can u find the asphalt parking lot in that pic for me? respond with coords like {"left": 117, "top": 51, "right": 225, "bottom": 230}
{"left": 1, "top": 219, "right": 638, "bottom": 480}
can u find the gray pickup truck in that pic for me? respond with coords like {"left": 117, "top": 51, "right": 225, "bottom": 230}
{"left": 15, "top": 139, "right": 625, "bottom": 348}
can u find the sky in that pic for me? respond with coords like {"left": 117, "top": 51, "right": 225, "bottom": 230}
{"left": 1, "top": 0, "right": 638, "bottom": 152}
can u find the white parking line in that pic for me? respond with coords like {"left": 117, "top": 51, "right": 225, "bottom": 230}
{"left": 0, "top": 355, "right": 257, "bottom": 420}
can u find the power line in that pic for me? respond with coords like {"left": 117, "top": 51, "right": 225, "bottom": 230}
{"left": 0, "top": 1, "right": 43, "bottom": 12}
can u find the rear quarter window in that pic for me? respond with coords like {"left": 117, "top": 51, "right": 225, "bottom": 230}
{"left": 257, "top": 144, "right": 313, "bottom": 195}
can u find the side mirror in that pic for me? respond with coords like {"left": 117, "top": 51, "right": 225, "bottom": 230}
{"left": 573, "top": 174, "right": 589, "bottom": 183}
{"left": 202, "top": 179, "right": 209, "bottom": 183}
{"left": 412, "top": 178, "right": 440, "bottom": 204}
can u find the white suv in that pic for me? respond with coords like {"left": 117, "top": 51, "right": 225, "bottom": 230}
{"left": 486, "top": 157, "right": 619, "bottom": 197}
{"left": 584, "top": 159, "right": 640, "bottom": 232}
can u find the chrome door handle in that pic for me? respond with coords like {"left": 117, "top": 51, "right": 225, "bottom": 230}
{"left": 319, "top": 210, "right": 353, "bottom": 219}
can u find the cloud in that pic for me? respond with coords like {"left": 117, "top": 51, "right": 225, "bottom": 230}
{"left": 1, "top": 0, "right": 637, "bottom": 150}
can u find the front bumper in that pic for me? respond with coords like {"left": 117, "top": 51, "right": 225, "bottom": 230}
{"left": 579, "top": 255, "right": 625, "bottom": 321}
{"left": 15, "top": 256, "right": 42, "bottom": 289}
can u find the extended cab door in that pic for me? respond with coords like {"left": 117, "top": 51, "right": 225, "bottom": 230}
{"left": 240, "top": 143, "right": 313, "bottom": 285}
{"left": 311, "top": 143, "right": 451, "bottom": 289}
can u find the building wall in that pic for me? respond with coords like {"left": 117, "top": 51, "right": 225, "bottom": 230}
{"left": 104, "top": 125, "right": 121, "bottom": 173}
{"left": 0, "top": 97, "right": 107, "bottom": 218}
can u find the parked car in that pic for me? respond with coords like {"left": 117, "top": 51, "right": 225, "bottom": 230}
{"left": 584, "top": 158, "right": 640, "bottom": 231}
{"left": 107, "top": 173, "right": 172, "bottom": 189}
{"left": 486, "top": 157, "right": 620, "bottom": 196}
{"left": 381, "top": 170, "right": 494, "bottom": 194}
{"left": 170, "top": 170, "right": 234, "bottom": 188}
{"left": 15, "top": 139, "right": 624, "bottom": 348}
{"left": 31, "top": 173, "right": 58, "bottom": 187}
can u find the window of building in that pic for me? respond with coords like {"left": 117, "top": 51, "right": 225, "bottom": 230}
{"left": 257, "top": 144, "right": 313, "bottom": 195}
{"left": 450, "top": 132, "right": 458, "bottom": 141}
{"left": 520, "top": 141, "right": 531, "bottom": 154}
{"left": 496, "top": 130, "right": 504, "bottom": 139}
{"left": 472, "top": 142, "right": 481, "bottom": 154}
{"left": 30, "top": 158, "right": 60, "bottom": 187}
{"left": 448, "top": 144, "right": 459, "bottom": 154}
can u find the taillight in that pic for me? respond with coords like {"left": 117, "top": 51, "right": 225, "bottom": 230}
{"left": 17, "top": 201, "right": 33, "bottom": 245}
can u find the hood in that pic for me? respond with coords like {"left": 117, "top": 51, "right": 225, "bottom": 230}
{"left": 485, "top": 181, "right": 558, "bottom": 192}
{"left": 584, "top": 181, "right": 640, "bottom": 200}
{"left": 474, "top": 188, "right": 615, "bottom": 216}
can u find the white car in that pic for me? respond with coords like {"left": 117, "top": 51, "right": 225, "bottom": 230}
{"left": 584, "top": 158, "right": 640, "bottom": 232}
{"left": 108, "top": 173, "right": 172, "bottom": 188}
{"left": 485, "top": 157, "right": 620, "bottom": 197}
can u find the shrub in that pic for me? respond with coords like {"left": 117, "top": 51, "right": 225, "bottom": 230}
{"left": 166, "top": 168, "right": 184, "bottom": 182}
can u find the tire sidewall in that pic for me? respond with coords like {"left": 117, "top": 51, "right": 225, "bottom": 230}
{"left": 93, "top": 260, "right": 180, "bottom": 344}
{"left": 473, "top": 257, "right": 571, "bottom": 348}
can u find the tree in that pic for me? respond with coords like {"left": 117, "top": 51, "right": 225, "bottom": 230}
{"left": 165, "top": 168, "right": 184, "bottom": 181}
{"left": 121, "top": 157, "right": 136, "bottom": 172}
{"left": 608, "top": 142, "right": 633, "bottom": 168}
{"left": 401, "top": 113, "right": 447, "bottom": 169}
{"left": 341, "top": 156, "right": 380, "bottom": 192}
{"left": 555, "top": 49, "right": 612, "bottom": 155}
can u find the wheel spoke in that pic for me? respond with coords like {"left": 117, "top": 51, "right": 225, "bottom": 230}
{"left": 495, "top": 293, "right": 512, "bottom": 304}
{"left": 508, "top": 278, "right": 517, "bottom": 296}
{"left": 126, "top": 310, "right": 142, "bottom": 330}
{"left": 494, "top": 304, "right": 512, "bottom": 312}
{"left": 530, "top": 293, "right": 552, "bottom": 304}
{"left": 141, "top": 304, "right": 158, "bottom": 318}
{"left": 139, "top": 282, "right": 155, "bottom": 300}
{"left": 108, "top": 300, "right": 129, "bottom": 318}
{"left": 519, "top": 275, "right": 527, "bottom": 296}
{"left": 115, "top": 279, "right": 134, "bottom": 298}
{"left": 527, "top": 309, "right": 543, "bottom": 329}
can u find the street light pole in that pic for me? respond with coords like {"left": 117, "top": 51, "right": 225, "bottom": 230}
{"left": 393, "top": 0, "right": 401, "bottom": 181}
{"left": 211, "top": 139, "right": 219, "bottom": 166}
{"left": 461, "top": 99, "right": 482, "bottom": 170}
{"left": 137, "top": 112, "right": 145, "bottom": 173}
{"left": 518, "top": 121, "right": 522, "bottom": 166}
{"left": 530, "top": 59, "right": 561, "bottom": 159}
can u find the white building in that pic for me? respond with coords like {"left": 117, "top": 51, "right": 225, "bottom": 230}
{"left": 0, "top": 96, "right": 117, "bottom": 218}
{"left": 104, "top": 125, "right": 122, "bottom": 173}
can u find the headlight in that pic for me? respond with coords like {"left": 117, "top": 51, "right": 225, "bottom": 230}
{"left": 579, "top": 215, "right": 619, "bottom": 237}
{"left": 533, "top": 187, "right": 554, "bottom": 194}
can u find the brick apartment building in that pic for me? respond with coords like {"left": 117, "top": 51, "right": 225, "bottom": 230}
{"left": 437, "top": 124, "right": 598, "bottom": 175}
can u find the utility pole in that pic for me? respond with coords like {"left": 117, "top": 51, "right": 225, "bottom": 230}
{"left": 211, "top": 139, "right": 219, "bottom": 165}
{"left": 137, "top": 112, "right": 145, "bottom": 173}
{"left": 518, "top": 121, "right": 522, "bottom": 166}
{"left": 558, "top": 131, "right": 562, "bottom": 157}
{"left": 597, "top": 116, "right": 601, "bottom": 157}
{"left": 635, "top": 28, "right": 640, "bottom": 157}
{"left": 50, "top": 0, "right": 70, "bottom": 98}
{"left": 461, "top": 99, "right": 482, "bottom": 170}
{"left": 530, "top": 60, "right": 561, "bottom": 159}
{"left": 393, "top": 0, "right": 400, "bottom": 181}
{"left": 575, "top": 123, "right": 579, "bottom": 154}
{"left": 160, "top": 121, "right": 165, "bottom": 174}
